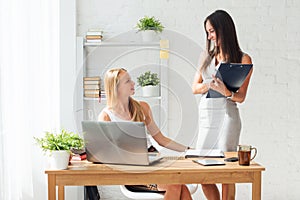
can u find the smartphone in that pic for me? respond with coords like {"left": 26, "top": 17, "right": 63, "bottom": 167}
{"left": 224, "top": 157, "right": 239, "bottom": 162}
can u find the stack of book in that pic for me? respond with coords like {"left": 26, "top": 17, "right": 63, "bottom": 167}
{"left": 83, "top": 76, "right": 101, "bottom": 98}
{"left": 85, "top": 29, "right": 103, "bottom": 43}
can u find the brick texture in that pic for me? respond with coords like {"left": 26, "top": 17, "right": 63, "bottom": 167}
{"left": 77, "top": 0, "right": 300, "bottom": 199}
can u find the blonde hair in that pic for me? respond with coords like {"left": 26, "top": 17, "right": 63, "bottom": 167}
{"left": 104, "top": 68, "right": 145, "bottom": 122}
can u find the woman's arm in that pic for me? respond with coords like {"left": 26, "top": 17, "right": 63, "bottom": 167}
{"left": 98, "top": 110, "right": 111, "bottom": 121}
{"left": 192, "top": 52, "right": 210, "bottom": 94}
{"left": 192, "top": 71, "right": 209, "bottom": 94}
{"left": 140, "top": 101, "right": 188, "bottom": 152}
{"left": 226, "top": 54, "right": 253, "bottom": 103}
{"left": 231, "top": 54, "right": 253, "bottom": 103}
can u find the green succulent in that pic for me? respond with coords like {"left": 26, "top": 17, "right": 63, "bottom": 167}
{"left": 137, "top": 71, "right": 160, "bottom": 87}
{"left": 136, "top": 16, "right": 164, "bottom": 33}
{"left": 34, "top": 129, "right": 84, "bottom": 152}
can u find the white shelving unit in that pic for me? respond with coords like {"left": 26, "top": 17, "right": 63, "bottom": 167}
{"left": 75, "top": 37, "right": 169, "bottom": 135}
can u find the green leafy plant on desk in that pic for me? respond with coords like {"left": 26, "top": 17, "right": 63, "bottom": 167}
{"left": 34, "top": 129, "right": 84, "bottom": 152}
{"left": 34, "top": 129, "right": 84, "bottom": 169}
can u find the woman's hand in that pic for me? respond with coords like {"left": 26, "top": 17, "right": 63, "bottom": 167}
{"left": 209, "top": 75, "right": 231, "bottom": 97}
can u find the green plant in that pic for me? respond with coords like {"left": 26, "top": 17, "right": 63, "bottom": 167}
{"left": 34, "top": 129, "right": 84, "bottom": 152}
{"left": 137, "top": 71, "right": 160, "bottom": 87}
{"left": 136, "top": 16, "right": 164, "bottom": 33}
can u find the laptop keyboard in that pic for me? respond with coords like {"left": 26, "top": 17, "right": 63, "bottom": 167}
{"left": 163, "top": 156, "right": 185, "bottom": 160}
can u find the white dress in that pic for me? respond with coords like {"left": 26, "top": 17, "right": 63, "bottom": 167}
{"left": 196, "top": 58, "right": 241, "bottom": 152}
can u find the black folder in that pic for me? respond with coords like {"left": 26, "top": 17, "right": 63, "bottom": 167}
{"left": 207, "top": 63, "right": 253, "bottom": 98}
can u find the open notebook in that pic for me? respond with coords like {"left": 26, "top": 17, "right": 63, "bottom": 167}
{"left": 185, "top": 149, "right": 225, "bottom": 158}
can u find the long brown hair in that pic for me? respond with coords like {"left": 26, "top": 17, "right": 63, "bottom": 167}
{"left": 104, "top": 68, "right": 145, "bottom": 122}
{"left": 201, "top": 10, "right": 243, "bottom": 71}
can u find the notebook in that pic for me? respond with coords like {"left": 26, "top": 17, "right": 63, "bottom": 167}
{"left": 81, "top": 121, "right": 163, "bottom": 166}
{"left": 193, "top": 159, "right": 225, "bottom": 166}
{"left": 185, "top": 149, "right": 225, "bottom": 158}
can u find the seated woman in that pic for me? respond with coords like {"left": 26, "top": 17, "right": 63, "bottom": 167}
{"left": 98, "top": 68, "right": 192, "bottom": 200}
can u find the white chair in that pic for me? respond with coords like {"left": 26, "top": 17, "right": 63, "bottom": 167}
{"left": 120, "top": 184, "right": 198, "bottom": 200}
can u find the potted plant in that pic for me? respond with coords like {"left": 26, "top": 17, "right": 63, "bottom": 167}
{"left": 34, "top": 129, "right": 84, "bottom": 169}
{"left": 137, "top": 71, "right": 160, "bottom": 97}
{"left": 136, "top": 16, "right": 164, "bottom": 42}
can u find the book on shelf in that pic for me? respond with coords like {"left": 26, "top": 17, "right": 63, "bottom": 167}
{"left": 86, "top": 31, "right": 103, "bottom": 36}
{"left": 84, "top": 91, "right": 106, "bottom": 99}
{"left": 84, "top": 89, "right": 100, "bottom": 95}
{"left": 83, "top": 76, "right": 100, "bottom": 81}
{"left": 86, "top": 35, "right": 103, "bottom": 40}
{"left": 84, "top": 80, "right": 101, "bottom": 85}
{"left": 86, "top": 39, "right": 102, "bottom": 43}
{"left": 84, "top": 84, "right": 100, "bottom": 90}
{"left": 85, "top": 29, "right": 103, "bottom": 43}
{"left": 84, "top": 93, "right": 100, "bottom": 98}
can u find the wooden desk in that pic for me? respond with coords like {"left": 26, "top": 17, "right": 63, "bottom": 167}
{"left": 45, "top": 152, "right": 265, "bottom": 200}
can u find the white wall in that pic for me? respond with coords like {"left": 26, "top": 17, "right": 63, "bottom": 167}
{"left": 75, "top": 0, "right": 300, "bottom": 199}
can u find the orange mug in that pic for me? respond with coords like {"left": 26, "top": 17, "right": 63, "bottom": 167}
{"left": 237, "top": 145, "right": 257, "bottom": 166}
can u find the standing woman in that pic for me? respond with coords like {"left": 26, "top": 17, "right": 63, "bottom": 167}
{"left": 98, "top": 68, "right": 192, "bottom": 200}
{"left": 192, "top": 10, "right": 253, "bottom": 200}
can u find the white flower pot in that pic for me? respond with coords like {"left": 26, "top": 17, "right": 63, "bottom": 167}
{"left": 48, "top": 150, "right": 70, "bottom": 170}
{"left": 142, "top": 85, "right": 159, "bottom": 97}
{"left": 141, "top": 30, "right": 158, "bottom": 42}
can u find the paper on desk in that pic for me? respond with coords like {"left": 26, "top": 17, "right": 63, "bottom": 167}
{"left": 185, "top": 149, "right": 225, "bottom": 158}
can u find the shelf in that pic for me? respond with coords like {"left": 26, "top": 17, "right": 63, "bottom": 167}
{"left": 84, "top": 41, "right": 160, "bottom": 47}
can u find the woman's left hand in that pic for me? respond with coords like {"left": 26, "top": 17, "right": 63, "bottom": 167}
{"left": 209, "top": 75, "right": 229, "bottom": 96}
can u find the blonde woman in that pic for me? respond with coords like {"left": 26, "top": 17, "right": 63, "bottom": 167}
{"left": 98, "top": 68, "right": 192, "bottom": 200}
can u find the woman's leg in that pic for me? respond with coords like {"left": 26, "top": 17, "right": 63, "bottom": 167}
{"left": 222, "top": 184, "right": 235, "bottom": 200}
{"left": 157, "top": 184, "right": 185, "bottom": 200}
{"left": 202, "top": 184, "right": 220, "bottom": 200}
{"left": 180, "top": 185, "right": 192, "bottom": 200}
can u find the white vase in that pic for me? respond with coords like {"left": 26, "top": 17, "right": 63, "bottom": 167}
{"left": 141, "top": 30, "right": 158, "bottom": 42}
{"left": 142, "top": 85, "right": 159, "bottom": 97}
{"left": 48, "top": 150, "right": 70, "bottom": 170}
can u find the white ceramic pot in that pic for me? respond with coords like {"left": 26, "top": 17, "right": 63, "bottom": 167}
{"left": 48, "top": 150, "right": 70, "bottom": 170}
{"left": 142, "top": 85, "right": 159, "bottom": 97}
{"left": 141, "top": 30, "right": 158, "bottom": 42}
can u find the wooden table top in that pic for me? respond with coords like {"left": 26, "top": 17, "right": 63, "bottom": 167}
{"left": 45, "top": 152, "right": 265, "bottom": 175}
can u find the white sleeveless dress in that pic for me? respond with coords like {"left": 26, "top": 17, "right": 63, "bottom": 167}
{"left": 196, "top": 58, "right": 241, "bottom": 152}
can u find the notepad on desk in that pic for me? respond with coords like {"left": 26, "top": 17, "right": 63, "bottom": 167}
{"left": 185, "top": 149, "right": 225, "bottom": 158}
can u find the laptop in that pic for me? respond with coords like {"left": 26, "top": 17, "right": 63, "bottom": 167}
{"left": 81, "top": 121, "right": 163, "bottom": 166}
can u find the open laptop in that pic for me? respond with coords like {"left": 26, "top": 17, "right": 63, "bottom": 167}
{"left": 81, "top": 121, "right": 163, "bottom": 166}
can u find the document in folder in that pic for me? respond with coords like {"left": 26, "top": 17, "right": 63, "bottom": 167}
{"left": 207, "top": 63, "right": 253, "bottom": 98}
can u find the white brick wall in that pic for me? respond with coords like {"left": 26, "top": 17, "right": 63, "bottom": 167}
{"left": 77, "top": 0, "right": 300, "bottom": 199}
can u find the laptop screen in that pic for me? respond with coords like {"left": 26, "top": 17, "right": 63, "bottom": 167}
{"left": 82, "top": 121, "right": 153, "bottom": 165}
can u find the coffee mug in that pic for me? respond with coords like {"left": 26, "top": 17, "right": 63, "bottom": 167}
{"left": 237, "top": 145, "right": 257, "bottom": 166}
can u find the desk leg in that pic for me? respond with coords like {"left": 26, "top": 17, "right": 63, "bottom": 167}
{"left": 48, "top": 175, "right": 56, "bottom": 200}
{"left": 252, "top": 172, "right": 262, "bottom": 200}
{"left": 58, "top": 186, "right": 65, "bottom": 200}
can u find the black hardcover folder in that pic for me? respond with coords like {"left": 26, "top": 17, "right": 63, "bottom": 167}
{"left": 207, "top": 63, "right": 253, "bottom": 98}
